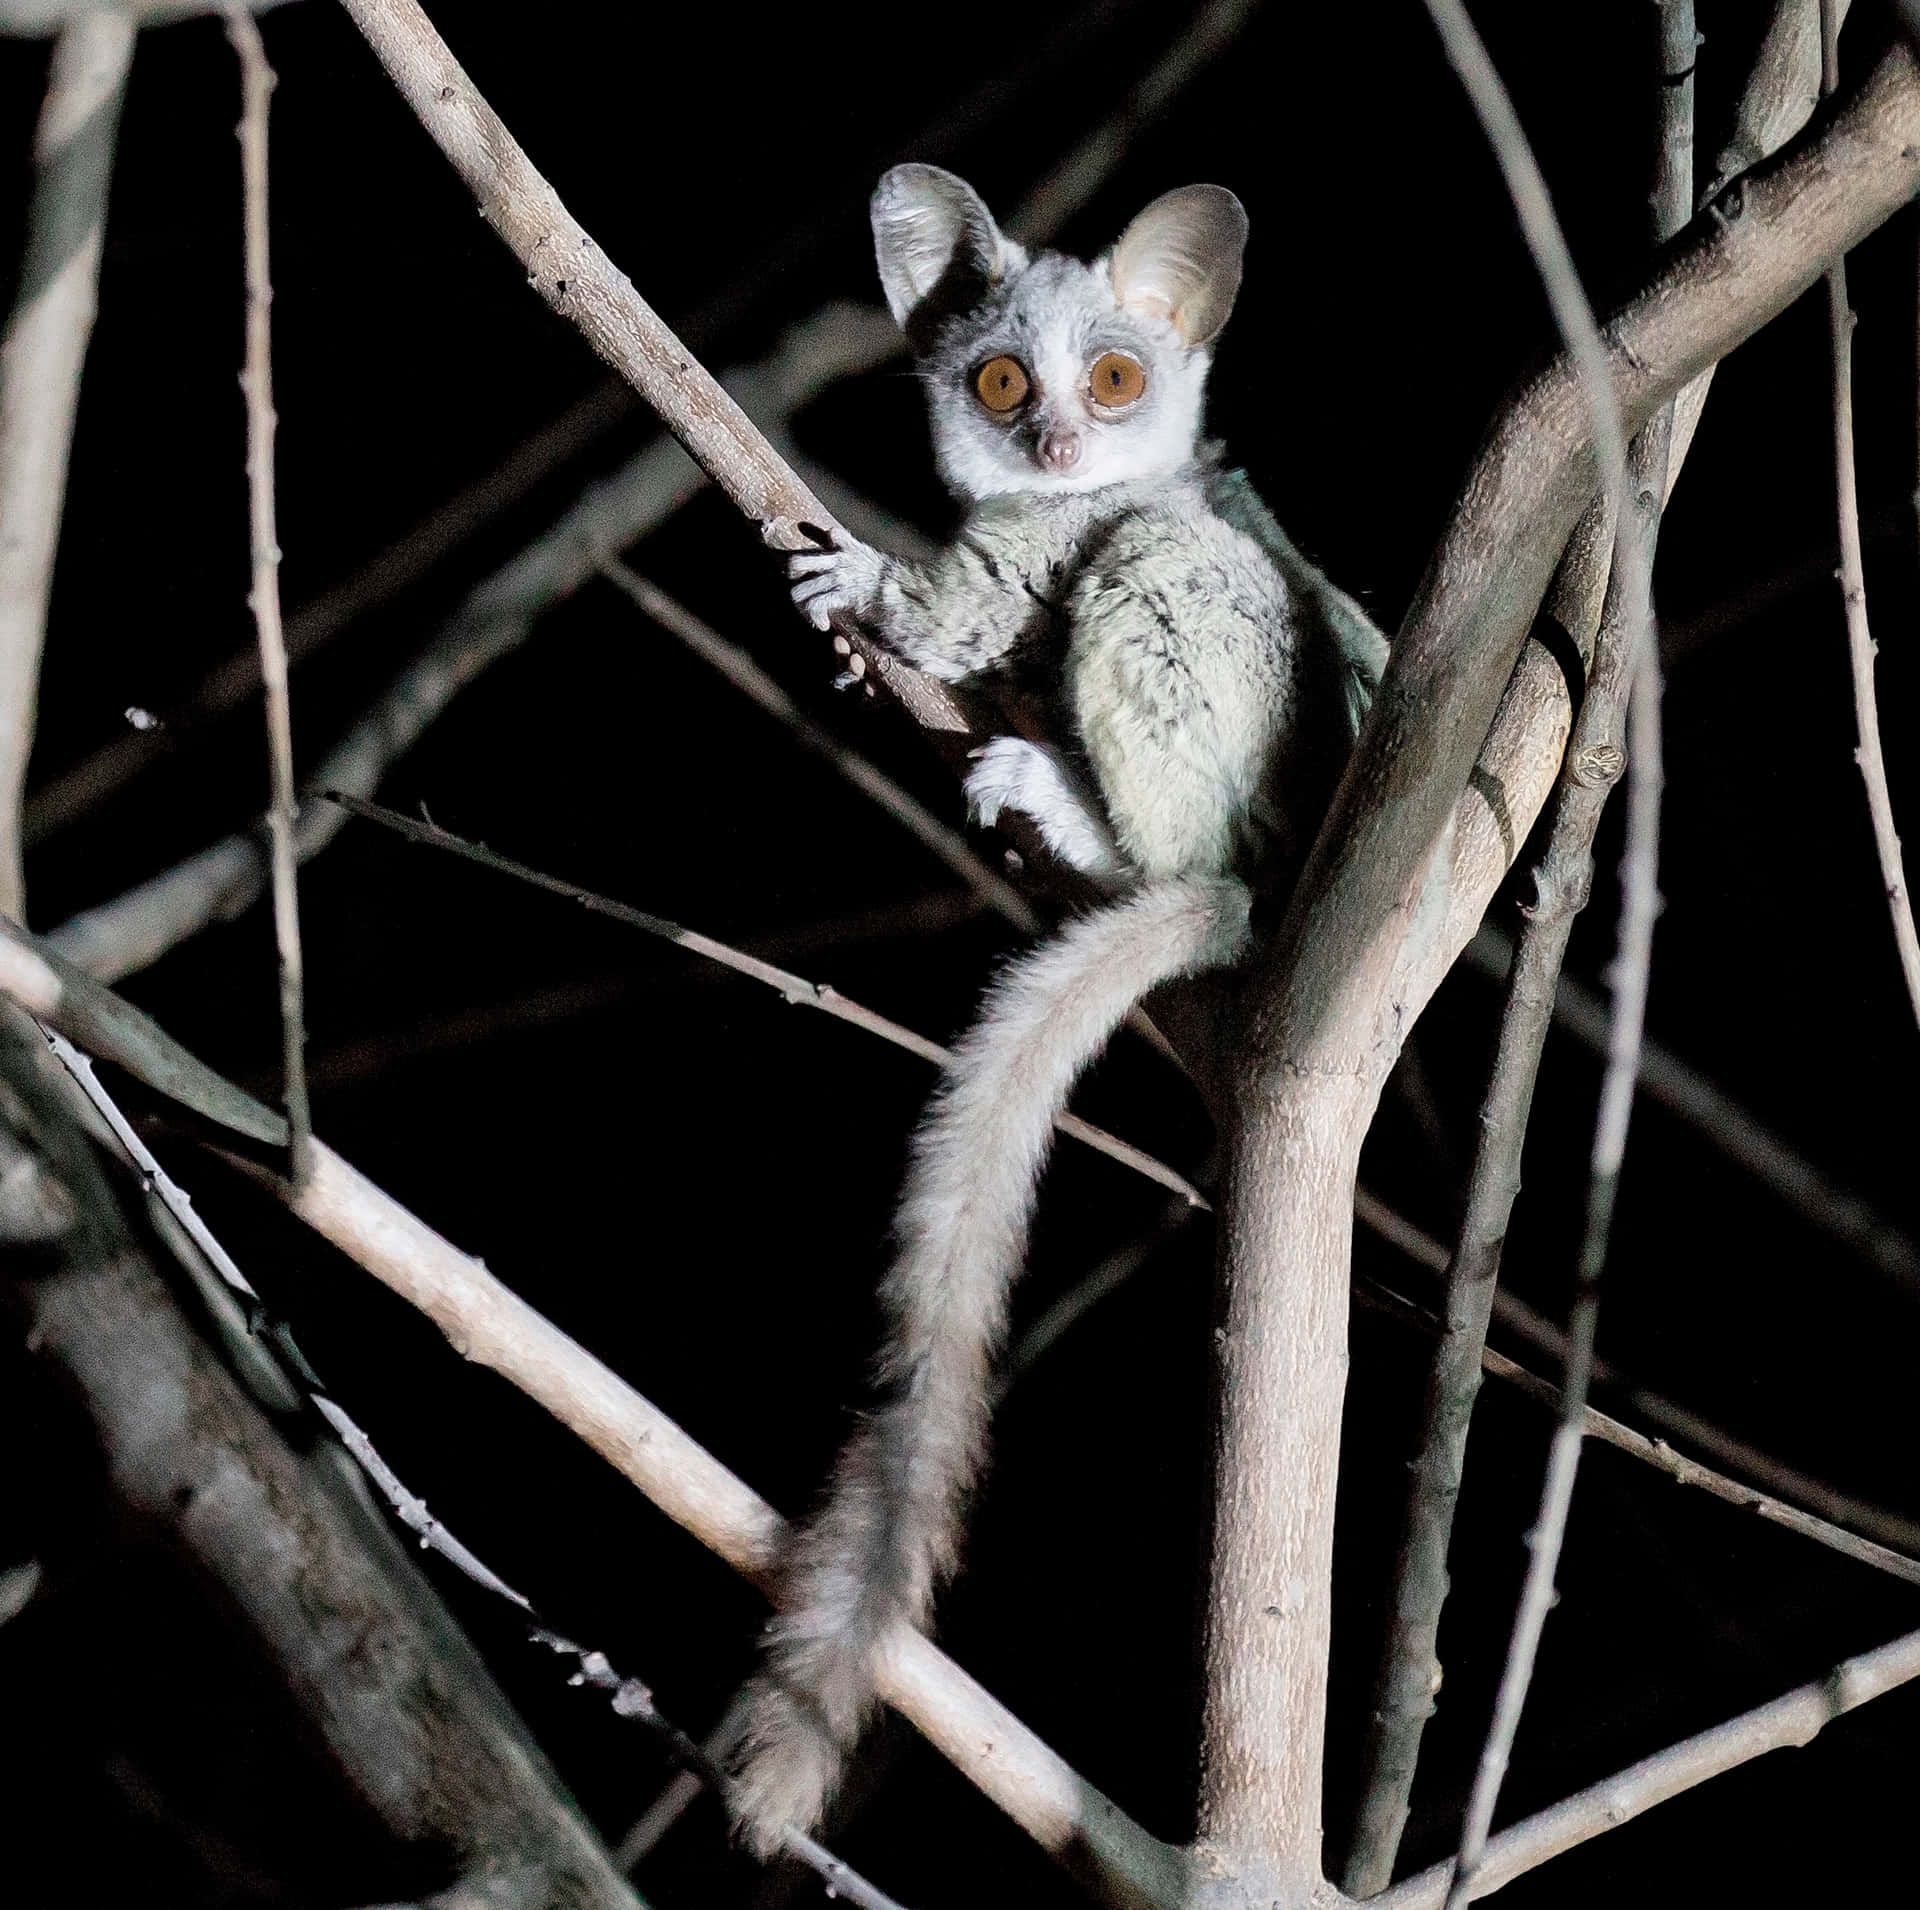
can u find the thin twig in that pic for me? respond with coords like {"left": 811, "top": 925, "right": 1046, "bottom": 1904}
{"left": 46, "top": 1023, "right": 911, "bottom": 1910}
{"left": 335, "top": 0, "right": 965, "bottom": 734}
{"left": 319, "top": 789, "right": 1204, "bottom": 1207}
{"left": 43, "top": 303, "right": 900, "bottom": 983}
{"left": 23, "top": 377, "right": 634, "bottom": 845}
{"left": 22, "top": 0, "right": 1241, "bottom": 843}
{"left": 1821, "top": 0, "right": 1920, "bottom": 1026}
{"left": 10, "top": 900, "right": 1915, "bottom": 1601}
{"left": 1374, "top": 1623, "right": 1920, "bottom": 1909}
{"left": 0, "top": 10, "right": 133, "bottom": 915}
{"left": 225, "top": 6, "right": 311, "bottom": 1182}
{"left": 1352, "top": 1187, "right": 1920, "bottom": 1556}
{"left": 5, "top": 912, "right": 1911, "bottom": 1907}
{"left": 1460, "top": 928, "right": 1920, "bottom": 1288}
{"left": 294, "top": 891, "right": 989, "bottom": 1095}
{"left": 1346, "top": 13, "right": 1689, "bottom": 1891}
{"left": 599, "top": 561, "right": 1038, "bottom": 934}
{"left": 1348, "top": 1252, "right": 1920, "bottom": 1590}
{"left": 1418, "top": 6, "right": 1667, "bottom": 1903}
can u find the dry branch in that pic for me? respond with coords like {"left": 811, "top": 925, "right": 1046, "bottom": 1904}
{"left": 0, "top": 9, "right": 131, "bottom": 916}
{"left": 334, "top": 0, "right": 966, "bottom": 734}
{"left": 225, "top": 4, "right": 311, "bottom": 1179}
{"left": 1199, "top": 35, "right": 1920, "bottom": 1900}
{"left": 0, "top": 1011, "right": 646, "bottom": 1909}
{"left": 1372, "top": 1624, "right": 1920, "bottom": 1909}
{"left": 1422, "top": 7, "right": 1675, "bottom": 1899}
{"left": 0, "top": 912, "right": 1184, "bottom": 1908}
{"left": 598, "top": 562, "right": 1038, "bottom": 934}
{"left": 43, "top": 303, "right": 897, "bottom": 982}
{"left": 1344, "top": 10, "right": 1692, "bottom": 1882}
{"left": 1460, "top": 929, "right": 1920, "bottom": 1289}
{"left": 320, "top": 789, "right": 1198, "bottom": 1205}
{"left": 1820, "top": 6, "right": 1920, "bottom": 1025}
{"left": 7, "top": 914, "right": 1914, "bottom": 1907}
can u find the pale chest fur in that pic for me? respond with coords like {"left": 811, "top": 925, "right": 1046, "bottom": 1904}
{"left": 963, "top": 482, "right": 1303, "bottom": 880}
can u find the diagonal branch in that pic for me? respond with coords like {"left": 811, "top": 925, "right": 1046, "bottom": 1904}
{"left": 1346, "top": 8, "right": 1691, "bottom": 1896}
{"left": 0, "top": 8, "right": 132, "bottom": 917}
{"left": 1200, "top": 32, "right": 1920, "bottom": 1901}
{"left": 319, "top": 789, "right": 1198, "bottom": 1205}
{"left": 0, "top": 1009, "right": 647, "bottom": 1909}
{"left": 1414, "top": 9, "right": 1670, "bottom": 1904}
{"left": 42, "top": 303, "right": 898, "bottom": 982}
{"left": 334, "top": 0, "right": 964, "bottom": 734}
{"left": 598, "top": 562, "right": 1038, "bottom": 934}
{"left": 1372, "top": 1623, "right": 1920, "bottom": 1909}
{"left": 5, "top": 910, "right": 1914, "bottom": 1908}
{"left": 0, "top": 912, "right": 1186, "bottom": 1910}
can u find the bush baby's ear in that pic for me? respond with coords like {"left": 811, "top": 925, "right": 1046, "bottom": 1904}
{"left": 1109, "top": 185, "right": 1248, "bottom": 347}
{"left": 871, "top": 165, "right": 1027, "bottom": 342}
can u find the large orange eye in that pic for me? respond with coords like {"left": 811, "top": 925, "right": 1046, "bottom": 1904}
{"left": 974, "top": 356, "right": 1031, "bottom": 413}
{"left": 1089, "top": 351, "right": 1147, "bottom": 408}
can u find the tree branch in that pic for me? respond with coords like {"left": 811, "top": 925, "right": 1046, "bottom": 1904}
{"left": 1373, "top": 1623, "right": 1920, "bottom": 1910}
{"left": 0, "top": 8, "right": 131, "bottom": 916}
{"left": 0, "top": 911, "right": 1185, "bottom": 1908}
{"left": 8, "top": 906, "right": 1914, "bottom": 1906}
{"left": 225, "top": 3, "right": 311, "bottom": 1179}
{"left": 319, "top": 789, "right": 1200, "bottom": 1206}
{"left": 333, "top": 0, "right": 970, "bottom": 732}
{"left": 42, "top": 302, "right": 897, "bottom": 982}
{"left": 1460, "top": 928, "right": 1920, "bottom": 1290}
{"left": 0, "top": 1009, "right": 646, "bottom": 1908}
{"left": 1820, "top": 3, "right": 1920, "bottom": 1026}
{"left": 1199, "top": 32, "right": 1920, "bottom": 1901}
{"left": 598, "top": 562, "right": 1039, "bottom": 935}
{"left": 1345, "top": 12, "right": 1694, "bottom": 1881}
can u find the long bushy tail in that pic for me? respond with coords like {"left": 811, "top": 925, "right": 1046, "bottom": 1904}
{"left": 731, "top": 875, "right": 1252, "bottom": 1851}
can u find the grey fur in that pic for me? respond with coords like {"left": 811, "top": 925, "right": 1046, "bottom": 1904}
{"left": 737, "top": 169, "right": 1380, "bottom": 1850}
{"left": 732, "top": 877, "right": 1253, "bottom": 1849}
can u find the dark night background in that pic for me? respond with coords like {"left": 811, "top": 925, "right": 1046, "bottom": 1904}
{"left": 1, "top": 2, "right": 1917, "bottom": 1904}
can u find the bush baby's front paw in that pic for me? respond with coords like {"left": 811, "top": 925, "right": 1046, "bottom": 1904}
{"left": 787, "top": 530, "right": 886, "bottom": 633}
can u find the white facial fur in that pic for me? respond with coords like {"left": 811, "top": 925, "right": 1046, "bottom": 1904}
{"left": 871, "top": 167, "right": 1246, "bottom": 502}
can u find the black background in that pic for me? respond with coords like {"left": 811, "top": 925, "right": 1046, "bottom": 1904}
{"left": 2, "top": 3, "right": 1917, "bottom": 1905}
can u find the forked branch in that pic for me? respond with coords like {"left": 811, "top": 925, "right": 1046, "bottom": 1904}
{"left": 1202, "top": 30, "right": 1920, "bottom": 1903}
